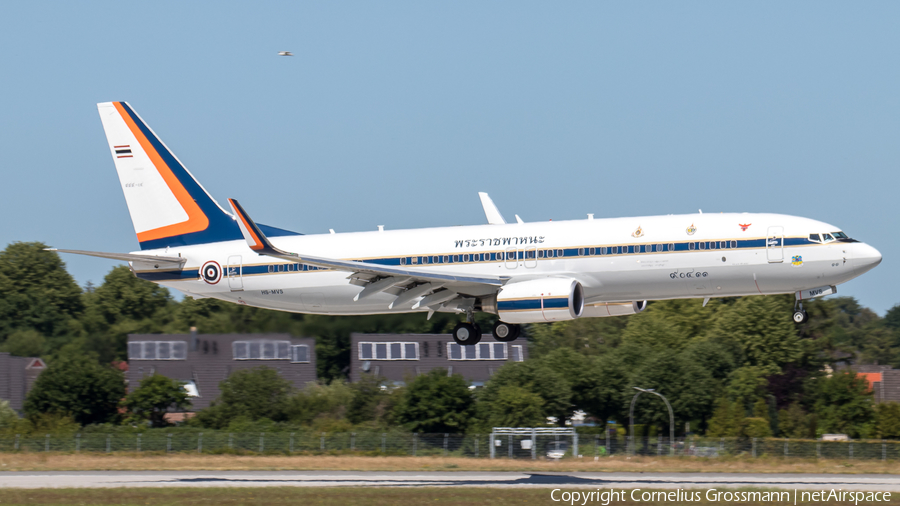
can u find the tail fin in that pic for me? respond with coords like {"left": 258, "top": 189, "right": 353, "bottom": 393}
{"left": 97, "top": 102, "right": 241, "bottom": 250}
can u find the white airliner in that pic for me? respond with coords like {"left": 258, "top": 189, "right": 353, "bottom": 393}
{"left": 52, "top": 102, "right": 883, "bottom": 345}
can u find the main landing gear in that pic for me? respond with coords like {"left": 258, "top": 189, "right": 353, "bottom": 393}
{"left": 452, "top": 310, "right": 522, "bottom": 345}
{"left": 491, "top": 321, "right": 520, "bottom": 342}
{"left": 792, "top": 301, "right": 809, "bottom": 324}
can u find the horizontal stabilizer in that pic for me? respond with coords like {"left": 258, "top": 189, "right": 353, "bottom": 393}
{"left": 46, "top": 248, "right": 186, "bottom": 265}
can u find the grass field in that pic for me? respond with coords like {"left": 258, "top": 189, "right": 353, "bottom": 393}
{"left": 0, "top": 488, "right": 897, "bottom": 506}
{"left": 0, "top": 452, "right": 899, "bottom": 474}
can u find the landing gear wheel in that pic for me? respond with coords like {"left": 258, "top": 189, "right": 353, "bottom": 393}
{"left": 792, "top": 310, "right": 809, "bottom": 324}
{"left": 492, "top": 321, "right": 520, "bottom": 342}
{"left": 452, "top": 322, "right": 482, "bottom": 346}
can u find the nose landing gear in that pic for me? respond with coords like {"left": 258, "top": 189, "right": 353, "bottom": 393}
{"left": 792, "top": 301, "right": 809, "bottom": 324}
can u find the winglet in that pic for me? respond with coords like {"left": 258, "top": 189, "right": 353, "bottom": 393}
{"left": 228, "top": 199, "right": 297, "bottom": 258}
{"left": 478, "top": 192, "right": 506, "bottom": 225}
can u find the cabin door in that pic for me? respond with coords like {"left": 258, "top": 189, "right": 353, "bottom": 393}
{"left": 227, "top": 255, "right": 243, "bottom": 290}
{"left": 766, "top": 227, "right": 784, "bottom": 263}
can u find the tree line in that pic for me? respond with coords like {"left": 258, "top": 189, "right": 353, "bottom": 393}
{"left": 2, "top": 241, "right": 900, "bottom": 439}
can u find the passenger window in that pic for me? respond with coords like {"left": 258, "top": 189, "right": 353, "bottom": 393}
{"left": 731, "top": 240, "right": 737, "bottom": 248}
{"left": 808, "top": 234, "right": 820, "bottom": 243}
{"left": 689, "top": 242, "right": 695, "bottom": 250}
{"left": 578, "top": 248, "right": 584, "bottom": 256}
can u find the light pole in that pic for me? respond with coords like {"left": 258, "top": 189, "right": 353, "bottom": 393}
{"left": 629, "top": 387, "right": 675, "bottom": 456}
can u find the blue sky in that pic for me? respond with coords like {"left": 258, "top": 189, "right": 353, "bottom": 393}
{"left": 1, "top": 2, "right": 896, "bottom": 313}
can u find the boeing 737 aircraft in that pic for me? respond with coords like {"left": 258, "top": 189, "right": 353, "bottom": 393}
{"left": 52, "top": 102, "right": 883, "bottom": 346}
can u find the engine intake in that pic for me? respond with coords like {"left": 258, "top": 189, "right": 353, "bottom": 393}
{"left": 495, "top": 278, "right": 584, "bottom": 324}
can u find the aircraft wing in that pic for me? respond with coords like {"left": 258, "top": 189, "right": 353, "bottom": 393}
{"left": 45, "top": 248, "right": 186, "bottom": 266}
{"left": 227, "top": 199, "right": 506, "bottom": 289}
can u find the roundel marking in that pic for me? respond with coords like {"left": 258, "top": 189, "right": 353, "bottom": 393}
{"left": 201, "top": 261, "right": 222, "bottom": 284}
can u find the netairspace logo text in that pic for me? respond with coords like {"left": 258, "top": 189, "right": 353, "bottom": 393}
{"left": 550, "top": 488, "right": 893, "bottom": 505}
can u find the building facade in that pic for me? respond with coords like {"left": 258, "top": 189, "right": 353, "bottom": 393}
{"left": 349, "top": 333, "right": 527, "bottom": 385}
{"left": 127, "top": 333, "right": 317, "bottom": 410}
{"left": 854, "top": 365, "right": 900, "bottom": 403}
{"left": 0, "top": 353, "right": 46, "bottom": 413}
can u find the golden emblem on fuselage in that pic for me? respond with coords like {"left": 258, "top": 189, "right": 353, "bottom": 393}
{"left": 686, "top": 223, "right": 697, "bottom": 235}
{"left": 632, "top": 226, "right": 643, "bottom": 238}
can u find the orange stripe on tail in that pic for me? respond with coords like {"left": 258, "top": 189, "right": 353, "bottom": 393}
{"left": 114, "top": 102, "right": 209, "bottom": 242}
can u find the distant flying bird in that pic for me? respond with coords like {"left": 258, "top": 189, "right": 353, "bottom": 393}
{"left": 278, "top": 51, "right": 294, "bottom": 56}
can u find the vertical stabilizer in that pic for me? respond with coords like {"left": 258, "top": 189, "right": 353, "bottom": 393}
{"left": 97, "top": 102, "right": 241, "bottom": 250}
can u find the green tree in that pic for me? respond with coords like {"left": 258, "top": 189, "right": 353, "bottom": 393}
{"left": 621, "top": 299, "right": 719, "bottom": 353}
{"left": 123, "top": 374, "right": 191, "bottom": 427}
{"left": 0, "top": 242, "right": 83, "bottom": 347}
{"left": 285, "top": 381, "right": 355, "bottom": 426}
{"left": 79, "top": 266, "right": 174, "bottom": 363}
{"left": 527, "top": 316, "right": 629, "bottom": 357}
{"left": 778, "top": 402, "right": 816, "bottom": 438}
{"left": 726, "top": 366, "right": 771, "bottom": 409}
{"left": 708, "top": 296, "right": 802, "bottom": 371}
{"left": 24, "top": 354, "right": 125, "bottom": 425}
{"left": 345, "top": 374, "right": 396, "bottom": 426}
{"left": 743, "top": 418, "right": 773, "bottom": 438}
{"left": 873, "top": 402, "right": 900, "bottom": 439}
{"left": 0, "top": 329, "right": 45, "bottom": 357}
{"left": 578, "top": 352, "right": 631, "bottom": 425}
{"left": 706, "top": 397, "right": 745, "bottom": 437}
{"left": 393, "top": 369, "right": 475, "bottom": 433}
{"left": 195, "top": 367, "right": 293, "bottom": 428}
{"left": 477, "top": 361, "right": 571, "bottom": 425}
{"left": 811, "top": 372, "right": 874, "bottom": 438}
{"left": 0, "top": 400, "right": 17, "bottom": 429}
{"left": 482, "top": 385, "right": 546, "bottom": 428}
{"left": 629, "top": 351, "right": 718, "bottom": 431}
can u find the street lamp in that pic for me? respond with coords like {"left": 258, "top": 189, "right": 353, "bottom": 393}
{"left": 629, "top": 387, "right": 675, "bottom": 456}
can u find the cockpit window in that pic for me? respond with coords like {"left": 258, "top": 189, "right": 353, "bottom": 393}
{"left": 833, "top": 232, "right": 848, "bottom": 240}
{"left": 808, "top": 233, "right": 821, "bottom": 243}
{"left": 822, "top": 233, "right": 835, "bottom": 242}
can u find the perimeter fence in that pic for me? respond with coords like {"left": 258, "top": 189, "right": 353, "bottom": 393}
{"left": 1, "top": 432, "right": 900, "bottom": 461}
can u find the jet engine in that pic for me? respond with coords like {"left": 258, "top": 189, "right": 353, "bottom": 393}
{"left": 490, "top": 278, "right": 584, "bottom": 324}
{"left": 581, "top": 300, "right": 648, "bottom": 318}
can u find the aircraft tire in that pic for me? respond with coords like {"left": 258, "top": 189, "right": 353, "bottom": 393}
{"left": 452, "top": 322, "right": 481, "bottom": 346}
{"left": 792, "top": 310, "right": 809, "bottom": 324}
{"left": 492, "top": 321, "right": 520, "bottom": 342}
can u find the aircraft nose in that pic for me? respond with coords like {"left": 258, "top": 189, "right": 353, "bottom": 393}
{"left": 852, "top": 243, "right": 882, "bottom": 275}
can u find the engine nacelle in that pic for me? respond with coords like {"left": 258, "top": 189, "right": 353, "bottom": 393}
{"left": 494, "top": 278, "right": 584, "bottom": 324}
{"left": 581, "top": 300, "right": 648, "bottom": 318}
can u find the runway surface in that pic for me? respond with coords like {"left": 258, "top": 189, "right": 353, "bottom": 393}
{"left": 1, "top": 471, "right": 899, "bottom": 490}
